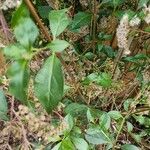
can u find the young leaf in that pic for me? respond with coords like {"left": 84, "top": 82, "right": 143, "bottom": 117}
{"left": 14, "top": 18, "right": 39, "bottom": 48}
{"left": 85, "top": 128, "right": 111, "bottom": 145}
{"left": 49, "top": 9, "right": 70, "bottom": 39}
{"left": 70, "top": 12, "right": 92, "bottom": 30}
{"left": 47, "top": 39, "right": 70, "bottom": 52}
{"left": 72, "top": 137, "right": 89, "bottom": 150}
{"left": 7, "top": 61, "right": 30, "bottom": 104}
{"left": 108, "top": 111, "right": 123, "bottom": 120}
{"left": 0, "top": 89, "right": 9, "bottom": 121}
{"left": 34, "top": 54, "right": 64, "bottom": 113}
{"left": 121, "top": 144, "right": 139, "bottom": 150}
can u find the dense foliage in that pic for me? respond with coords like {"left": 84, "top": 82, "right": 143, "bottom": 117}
{"left": 0, "top": 0, "right": 150, "bottom": 149}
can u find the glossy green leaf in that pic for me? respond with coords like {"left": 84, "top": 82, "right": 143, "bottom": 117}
{"left": 108, "top": 111, "right": 123, "bottom": 120}
{"left": 34, "top": 54, "right": 64, "bottom": 113}
{"left": 72, "top": 137, "right": 89, "bottom": 150}
{"left": 47, "top": 39, "right": 70, "bottom": 52}
{"left": 14, "top": 18, "right": 39, "bottom": 48}
{"left": 11, "top": 2, "right": 30, "bottom": 27}
{"left": 49, "top": 9, "right": 70, "bottom": 38}
{"left": 85, "top": 128, "right": 112, "bottom": 145}
{"left": 7, "top": 61, "right": 30, "bottom": 104}
{"left": 70, "top": 12, "right": 92, "bottom": 30}
{"left": 3, "top": 44, "right": 28, "bottom": 60}
{"left": 121, "top": 144, "right": 139, "bottom": 150}
{"left": 0, "top": 89, "right": 9, "bottom": 121}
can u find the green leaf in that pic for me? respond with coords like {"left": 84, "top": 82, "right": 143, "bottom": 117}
{"left": 38, "top": 6, "right": 52, "bottom": 19}
{"left": 47, "top": 39, "right": 70, "bottom": 52}
{"left": 7, "top": 61, "right": 30, "bottom": 104}
{"left": 64, "top": 114, "right": 74, "bottom": 131}
{"left": 70, "top": 12, "right": 92, "bottom": 30}
{"left": 138, "top": 0, "right": 149, "bottom": 9}
{"left": 72, "top": 137, "right": 89, "bottom": 150}
{"left": 99, "top": 113, "right": 111, "bottom": 130}
{"left": 34, "top": 54, "right": 64, "bottom": 113}
{"left": 51, "top": 142, "right": 61, "bottom": 150}
{"left": 127, "top": 122, "right": 133, "bottom": 132}
{"left": 60, "top": 137, "right": 75, "bottom": 150}
{"left": 0, "top": 89, "right": 9, "bottom": 121}
{"left": 3, "top": 44, "right": 28, "bottom": 60}
{"left": 85, "top": 128, "right": 112, "bottom": 145}
{"left": 65, "top": 103, "right": 88, "bottom": 116}
{"left": 108, "top": 111, "right": 123, "bottom": 120}
{"left": 87, "top": 108, "right": 95, "bottom": 123}
{"left": 121, "top": 144, "right": 140, "bottom": 150}
{"left": 14, "top": 18, "right": 39, "bottom": 48}
{"left": 49, "top": 9, "right": 70, "bottom": 38}
{"left": 11, "top": 2, "right": 30, "bottom": 27}
{"left": 97, "top": 73, "right": 112, "bottom": 88}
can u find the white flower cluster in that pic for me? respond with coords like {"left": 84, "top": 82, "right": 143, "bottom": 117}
{"left": 0, "top": 0, "right": 20, "bottom": 10}
{"left": 143, "top": 4, "right": 150, "bottom": 24}
{"left": 116, "top": 14, "right": 130, "bottom": 55}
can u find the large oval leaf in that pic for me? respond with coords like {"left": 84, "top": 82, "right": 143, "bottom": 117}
{"left": 7, "top": 60, "right": 30, "bottom": 104}
{"left": 34, "top": 53, "right": 64, "bottom": 113}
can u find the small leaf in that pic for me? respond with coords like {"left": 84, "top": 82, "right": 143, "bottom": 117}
{"left": 3, "top": 44, "right": 27, "bottom": 60}
{"left": 0, "top": 89, "right": 9, "bottom": 121}
{"left": 7, "top": 61, "right": 30, "bottom": 104}
{"left": 38, "top": 6, "right": 52, "bottom": 19}
{"left": 14, "top": 18, "right": 39, "bottom": 48}
{"left": 127, "top": 122, "right": 133, "bottom": 132}
{"left": 60, "top": 137, "right": 75, "bottom": 150}
{"left": 47, "top": 39, "right": 70, "bottom": 52}
{"left": 34, "top": 54, "right": 64, "bottom": 113}
{"left": 108, "top": 111, "right": 123, "bottom": 120}
{"left": 72, "top": 137, "right": 89, "bottom": 150}
{"left": 87, "top": 108, "right": 95, "bottom": 123}
{"left": 49, "top": 9, "right": 70, "bottom": 38}
{"left": 70, "top": 12, "right": 92, "bottom": 30}
{"left": 121, "top": 144, "right": 140, "bottom": 150}
{"left": 99, "top": 113, "right": 111, "bottom": 130}
{"left": 64, "top": 114, "right": 74, "bottom": 131}
{"left": 85, "top": 128, "right": 111, "bottom": 145}
{"left": 97, "top": 73, "right": 112, "bottom": 88}
{"left": 65, "top": 103, "right": 88, "bottom": 116}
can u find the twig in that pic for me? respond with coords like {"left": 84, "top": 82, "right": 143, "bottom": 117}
{"left": 24, "top": 0, "right": 52, "bottom": 41}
